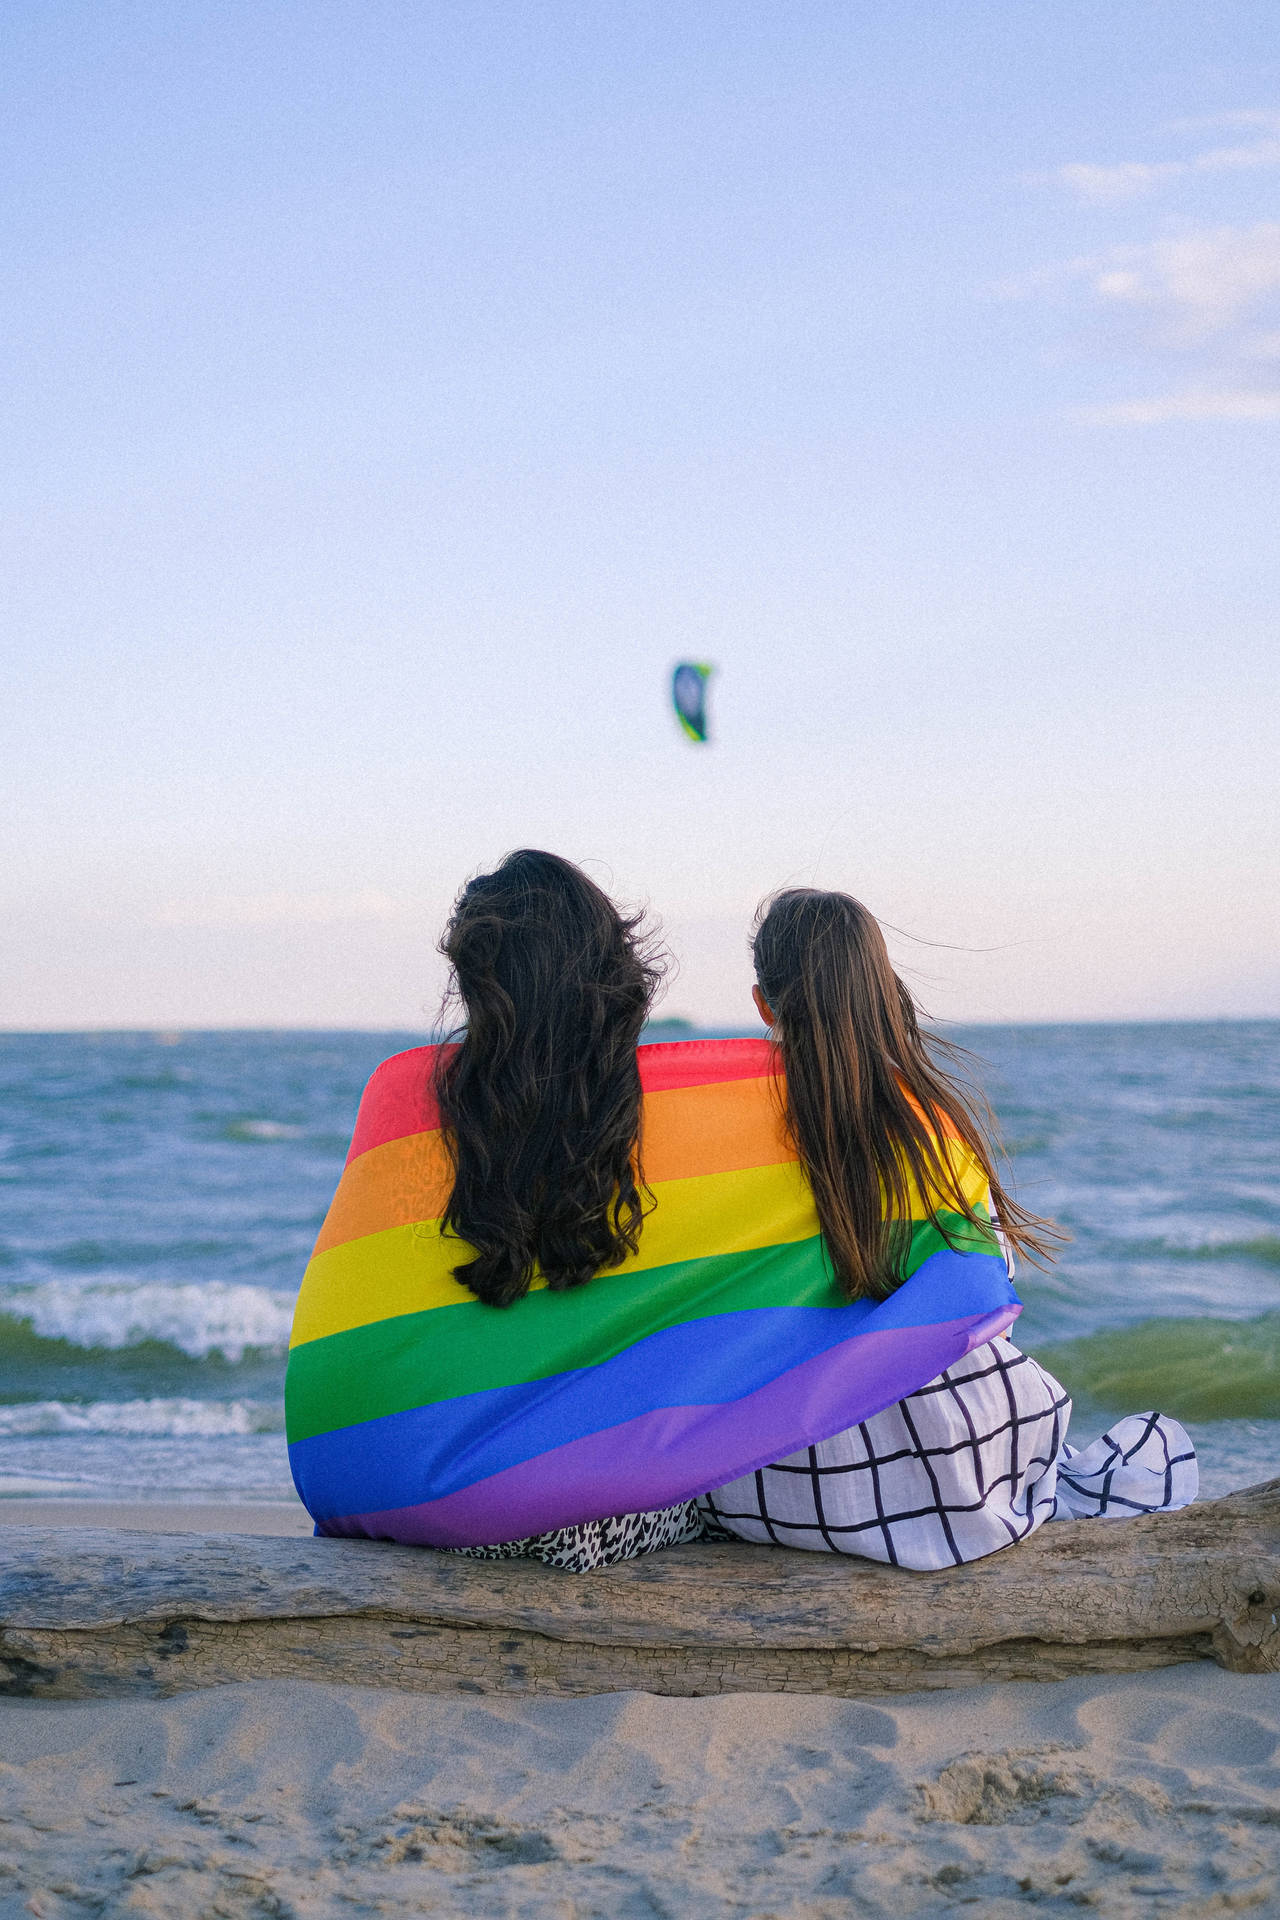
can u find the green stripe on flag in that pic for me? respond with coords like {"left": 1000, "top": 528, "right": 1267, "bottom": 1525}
{"left": 285, "top": 1211, "right": 996, "bottom": 1442}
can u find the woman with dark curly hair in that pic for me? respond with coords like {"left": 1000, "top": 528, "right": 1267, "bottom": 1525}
{"left": 428, "top": 848, "right": 709, "bottom": 1568}
{"left": 434, "top": 848, "right": 663, "bottom": 1310}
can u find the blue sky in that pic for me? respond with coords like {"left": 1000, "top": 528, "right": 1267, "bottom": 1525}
{"left": 3, "top": 2, "right": 1277, "bottom": 1027}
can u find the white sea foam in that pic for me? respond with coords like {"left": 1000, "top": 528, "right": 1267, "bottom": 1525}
{"left": 224, "top": 1119, "right": 302, "bottom": 1141}
{"left": 1, "top": 1279, "right": 295, "bottom": 1361}
{"left": 0, "top": 1398, "right": 283, "bottom": 1438}
{"left": 0, "top": 1472, "right": 85, "bottom": 1496}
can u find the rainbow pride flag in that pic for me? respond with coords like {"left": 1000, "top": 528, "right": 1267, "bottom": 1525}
{"left": 287, "top": 1038, "right": 1020, "bottom": 1546}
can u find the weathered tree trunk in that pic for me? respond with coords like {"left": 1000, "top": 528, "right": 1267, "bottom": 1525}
{"left": 2, "top": 1480, "right": 1277, "bottom": 1701}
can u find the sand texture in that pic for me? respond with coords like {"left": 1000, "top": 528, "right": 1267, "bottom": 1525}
{"left": 3, "top": 1668, "right": 1280, "bottom": 1917}
{"left": 3, "top": 1480, "right": 1279, "bottom": 1702}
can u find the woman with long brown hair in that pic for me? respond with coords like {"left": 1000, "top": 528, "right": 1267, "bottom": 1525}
{"left": 698, "top": 888, "right": 1197, "bottom": 1567}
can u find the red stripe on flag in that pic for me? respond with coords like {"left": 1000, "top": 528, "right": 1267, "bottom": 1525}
{"left": 346, "top": 1036, "right": 775, "bottom": 1164}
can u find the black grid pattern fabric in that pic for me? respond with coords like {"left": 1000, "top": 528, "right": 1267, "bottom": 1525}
{"left": 697, "top": 1340, "right": 1196, "bottom": 1571}
{"left": 1051, "top": 1411, "right": 1197, "bottom": 1520}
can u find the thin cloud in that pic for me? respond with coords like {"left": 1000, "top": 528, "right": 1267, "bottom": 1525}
{"left": 1057, "top": 160, "right": 1183, "bottom": 204}
{"left": 1002, "top": 223, "right": 1280, "bottom": 337}
{"left": 1050, "top": 113, "right": 1280, "bottom": 203}
{"left": 1172, "top": 109, "right": 1280, "bottom": 130}
{"left": 1081, "top": 387, "right": 1280, "bottom": 425}
{"left": 1077, "top": 223, "right": 1280, "bottom": 339}
{"left": 1003, "top": 221, "right": 1280, "bottom": 425}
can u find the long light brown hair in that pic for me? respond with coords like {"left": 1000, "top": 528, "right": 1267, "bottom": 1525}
{"left": 752, "top": 888, "right": 1062, "bottom": 1301}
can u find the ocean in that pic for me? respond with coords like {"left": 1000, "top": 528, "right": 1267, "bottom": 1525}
{"left": 1, "top": 1023, "right": 1277, "bottom": 1508}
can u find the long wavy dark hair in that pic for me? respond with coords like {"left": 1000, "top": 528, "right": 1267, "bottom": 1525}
{"left": 434, "top": 850, "right": 665, "bottom": 1308}
{"left": 753, "top": 888, "right": 1063, "bottom": 1302}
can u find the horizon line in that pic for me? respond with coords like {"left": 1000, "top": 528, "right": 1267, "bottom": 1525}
{"left": 1, "top": 1014, "right": 1277, "bottom": 1038}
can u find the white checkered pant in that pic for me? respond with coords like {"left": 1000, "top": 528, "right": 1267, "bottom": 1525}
{"left": 697, "top": 1339, "right": 1197, "bottom": 1571}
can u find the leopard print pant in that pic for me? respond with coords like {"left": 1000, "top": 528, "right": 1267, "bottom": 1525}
{"left": 443, "top": 1500, "right": 706, "bottom": 1572}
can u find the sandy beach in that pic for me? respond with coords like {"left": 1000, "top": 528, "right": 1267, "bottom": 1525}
{"left": 2, "top": 1665, "right": 1278, "bottom": 1916}
{"left": 0, "top": 1503, "right": 1277, "bottom": 1916}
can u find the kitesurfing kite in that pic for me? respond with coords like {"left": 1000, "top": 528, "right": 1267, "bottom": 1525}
{"left": 671, "top": 661, "right": 713, "bottom": 743}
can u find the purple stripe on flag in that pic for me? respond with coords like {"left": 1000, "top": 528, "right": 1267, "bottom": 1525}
{"left": 318, "top": 1305, "right": 1018, "bottom": 1548}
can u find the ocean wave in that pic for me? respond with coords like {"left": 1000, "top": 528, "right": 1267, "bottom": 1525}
{"left": 1037, "top": 1312, "right": 1280, "bottom": 1422}
{"left": 221, "top": 1119, "right": 302, "bottom": 1142}
{"left": 0, "top": 1279, "right": 294, "bottom": 1362}
{"left": 1003, "top": 1136, "right": 1053, "bottom": 1157}
{"left": 1176, "top": 1234, "right": 1280, "bottom": 1266}
{"left": 1117, "top": 1235, "right": 1280, "bottom": 1268}
{"left": 37, "top": 1237, "right": 232, "bottom": 1272}
{"left": 0, "top": 1398, "right": 283, "bottom": 1438}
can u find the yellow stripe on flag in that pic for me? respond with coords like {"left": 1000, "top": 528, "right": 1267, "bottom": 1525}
{"left": 291, "top": 1157, "right": 820, "bottom": 1349}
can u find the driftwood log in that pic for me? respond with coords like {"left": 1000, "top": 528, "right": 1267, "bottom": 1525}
{"left": 2, "top": 1480, "right": 1278, "bottom": 1702}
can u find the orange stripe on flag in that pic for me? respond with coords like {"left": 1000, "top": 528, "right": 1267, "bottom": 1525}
{"left": 312, "top": 1075, "right": 796, "bottom": 1258}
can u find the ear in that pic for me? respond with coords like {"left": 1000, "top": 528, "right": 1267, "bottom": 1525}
{"left": 751, "top": 983, "right": 775, "bottom": 1027}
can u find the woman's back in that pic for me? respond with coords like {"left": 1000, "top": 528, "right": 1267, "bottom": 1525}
{"left": 289, "top": 861, "right": 1191, "bottom": 1570}
{"left": 286, "top": 1034, "right": 1019, "bottom": 1547}
{"left": 701, "top": 886, "right": 1196, "bottom": 1566}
